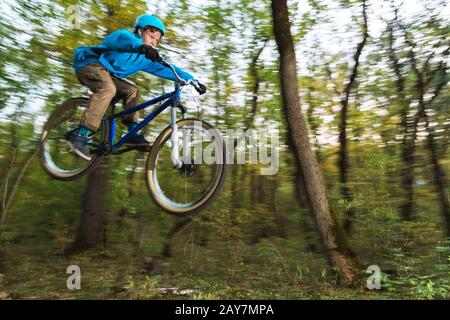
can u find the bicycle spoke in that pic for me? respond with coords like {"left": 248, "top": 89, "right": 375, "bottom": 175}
{"left": 147, "top": 120, "right": 226, "bottom": 214}
{"left": 40, "top": 98, "right": 104, "bottom": 179}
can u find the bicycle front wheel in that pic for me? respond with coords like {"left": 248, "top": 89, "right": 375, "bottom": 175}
{"left": 40, "top": 97, "right": 108, "bottom": 181}
{"left": 146, "top": 118, "right": 228, "bottom": 216}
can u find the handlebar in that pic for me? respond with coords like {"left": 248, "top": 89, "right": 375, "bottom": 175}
{"left": 158, "top": 58, "right": 198, "bottom": 89}
{"left": 159, "top": 60, "right": 182, "bottom": 82}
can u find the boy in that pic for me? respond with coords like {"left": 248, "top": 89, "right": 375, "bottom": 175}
{"left": 70, "top": 14, "right": 206, "bottom": 160}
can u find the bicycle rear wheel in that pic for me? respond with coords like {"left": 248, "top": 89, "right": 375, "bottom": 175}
{"left": 145, "top": 118, "right": 228, "bottom": 216}
{"left": 40, "top": 97, "right": 108, "bottom": 181}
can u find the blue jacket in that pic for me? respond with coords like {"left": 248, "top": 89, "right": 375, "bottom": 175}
{"left": 72, "top": 29, "right": 195, "bottom": 81}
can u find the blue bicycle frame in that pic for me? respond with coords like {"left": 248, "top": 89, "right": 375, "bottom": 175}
{"left": 103, "top": 82, "right": 184, "bottom": 158}
{"left": 98, "top": 59, "right": 196, "bottom": 167}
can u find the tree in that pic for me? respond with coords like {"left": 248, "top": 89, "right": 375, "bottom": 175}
{"left": 74, "top": 161, "right": 108, "bottom": 249}
{"left": 271, "top": 0, "right": 360, "bottom": 285}
{"left": 385, "top": 12, "right": 417, "bottom": 221}
{"left": 384, "top": 2, "right": 449, "bottom": 233}
{"left": 338, "top": 0, "right": 369, "bottom": 234}
{"left": 403, "top": 28, "right": 450, "bottom": 236}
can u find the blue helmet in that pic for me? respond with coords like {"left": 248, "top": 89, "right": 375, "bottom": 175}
{"left": 134, "top": 14, "right": 165, "bottom": 36}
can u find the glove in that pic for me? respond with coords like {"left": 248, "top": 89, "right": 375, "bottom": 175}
{"left": 139, "top": 45, "right": 161, "bottom": 62}
{"left": 194, "top": 81, "right": 207, "bottom": 95}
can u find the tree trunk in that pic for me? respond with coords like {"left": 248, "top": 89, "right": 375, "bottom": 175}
{"left": 388, "top": 13, "right": 422, "bottom": 221}
{"left": 340, "top": 0, "right": 368, "bottom": 235}
{"left": 119, "top": 152, "right": 140, "bottom": 218}
{"left": 75, "top": 159, "right": 109, "bottom": 249}
{"left": 424, "top": 118, "right": 450, "bottom": 237}
{"left": 271, "top": 0, "right": 360, "bottom": 286}
{"left": 245, "top": 39, "right": 268, "bottom": 131}
{"left": 305, "top": 87, "right": 322, "bottom": 162}
{"left": 269, "top": 176, "right": 287, "bottom": 238}
{"left": 387, "top": 23, "right": 416, "bottom": 221}
{"left": 161, "top": 217, "right": 192, "bottom": 257}
{"left": 404, "top": 31, "right": 450, "bottom": 236}
{"left": 423, "top": 59, "right": 450, "bottom": 236}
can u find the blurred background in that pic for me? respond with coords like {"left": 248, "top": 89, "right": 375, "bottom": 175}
{"left": 0, "top": 0, "right": 448, "bottom": 299}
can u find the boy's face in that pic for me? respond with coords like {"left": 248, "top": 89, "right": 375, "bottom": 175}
{"left": 141, "top": 27, "right": 162, "bottom": 47}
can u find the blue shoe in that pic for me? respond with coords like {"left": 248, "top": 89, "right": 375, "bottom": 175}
{"left": 126, "top": 133, "right": 151, "bottom": 146}
{"left": 125, "top": 123, "right": 151, "bottom": 146}
{"left": 66, "top": 130, "right": 92, "bottom": 161}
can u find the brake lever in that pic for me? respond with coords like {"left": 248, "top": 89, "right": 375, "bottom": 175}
{"left": 158, "top": 58, "right": 169, "bottom": 67}
{"left": 185, "top": 79, "right": 195, "bottom": 86}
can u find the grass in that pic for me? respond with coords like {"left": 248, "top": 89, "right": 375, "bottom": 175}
{"left": 2, "top": 231, "right": 448, "bottom": 300}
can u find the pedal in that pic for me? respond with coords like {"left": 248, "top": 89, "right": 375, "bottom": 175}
{"left": 136, "top": 144, "right": 152, "bottom": 152}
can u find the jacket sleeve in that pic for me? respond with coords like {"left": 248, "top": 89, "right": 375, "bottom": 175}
{"left": 143, "top": 62, "right": 196, "bottom": 82}
{"left": 101, "top": 30, "right": 143, "bottom": 53}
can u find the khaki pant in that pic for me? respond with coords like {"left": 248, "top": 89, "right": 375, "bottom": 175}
{"left": 76, "top": 63, "right": 140, "bottom": 131}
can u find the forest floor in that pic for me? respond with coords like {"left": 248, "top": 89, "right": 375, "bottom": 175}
{"left": 1, "top": 236, "right": 448, "bottom": 300}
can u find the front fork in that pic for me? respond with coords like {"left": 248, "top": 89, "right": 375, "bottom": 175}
{"left": 170, "top": 84, "right": 187, "bottom": 168}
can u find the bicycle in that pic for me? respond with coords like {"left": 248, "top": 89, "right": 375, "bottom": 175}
{"left": 40, "top": 59, "right": 228, "bottom": 216}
